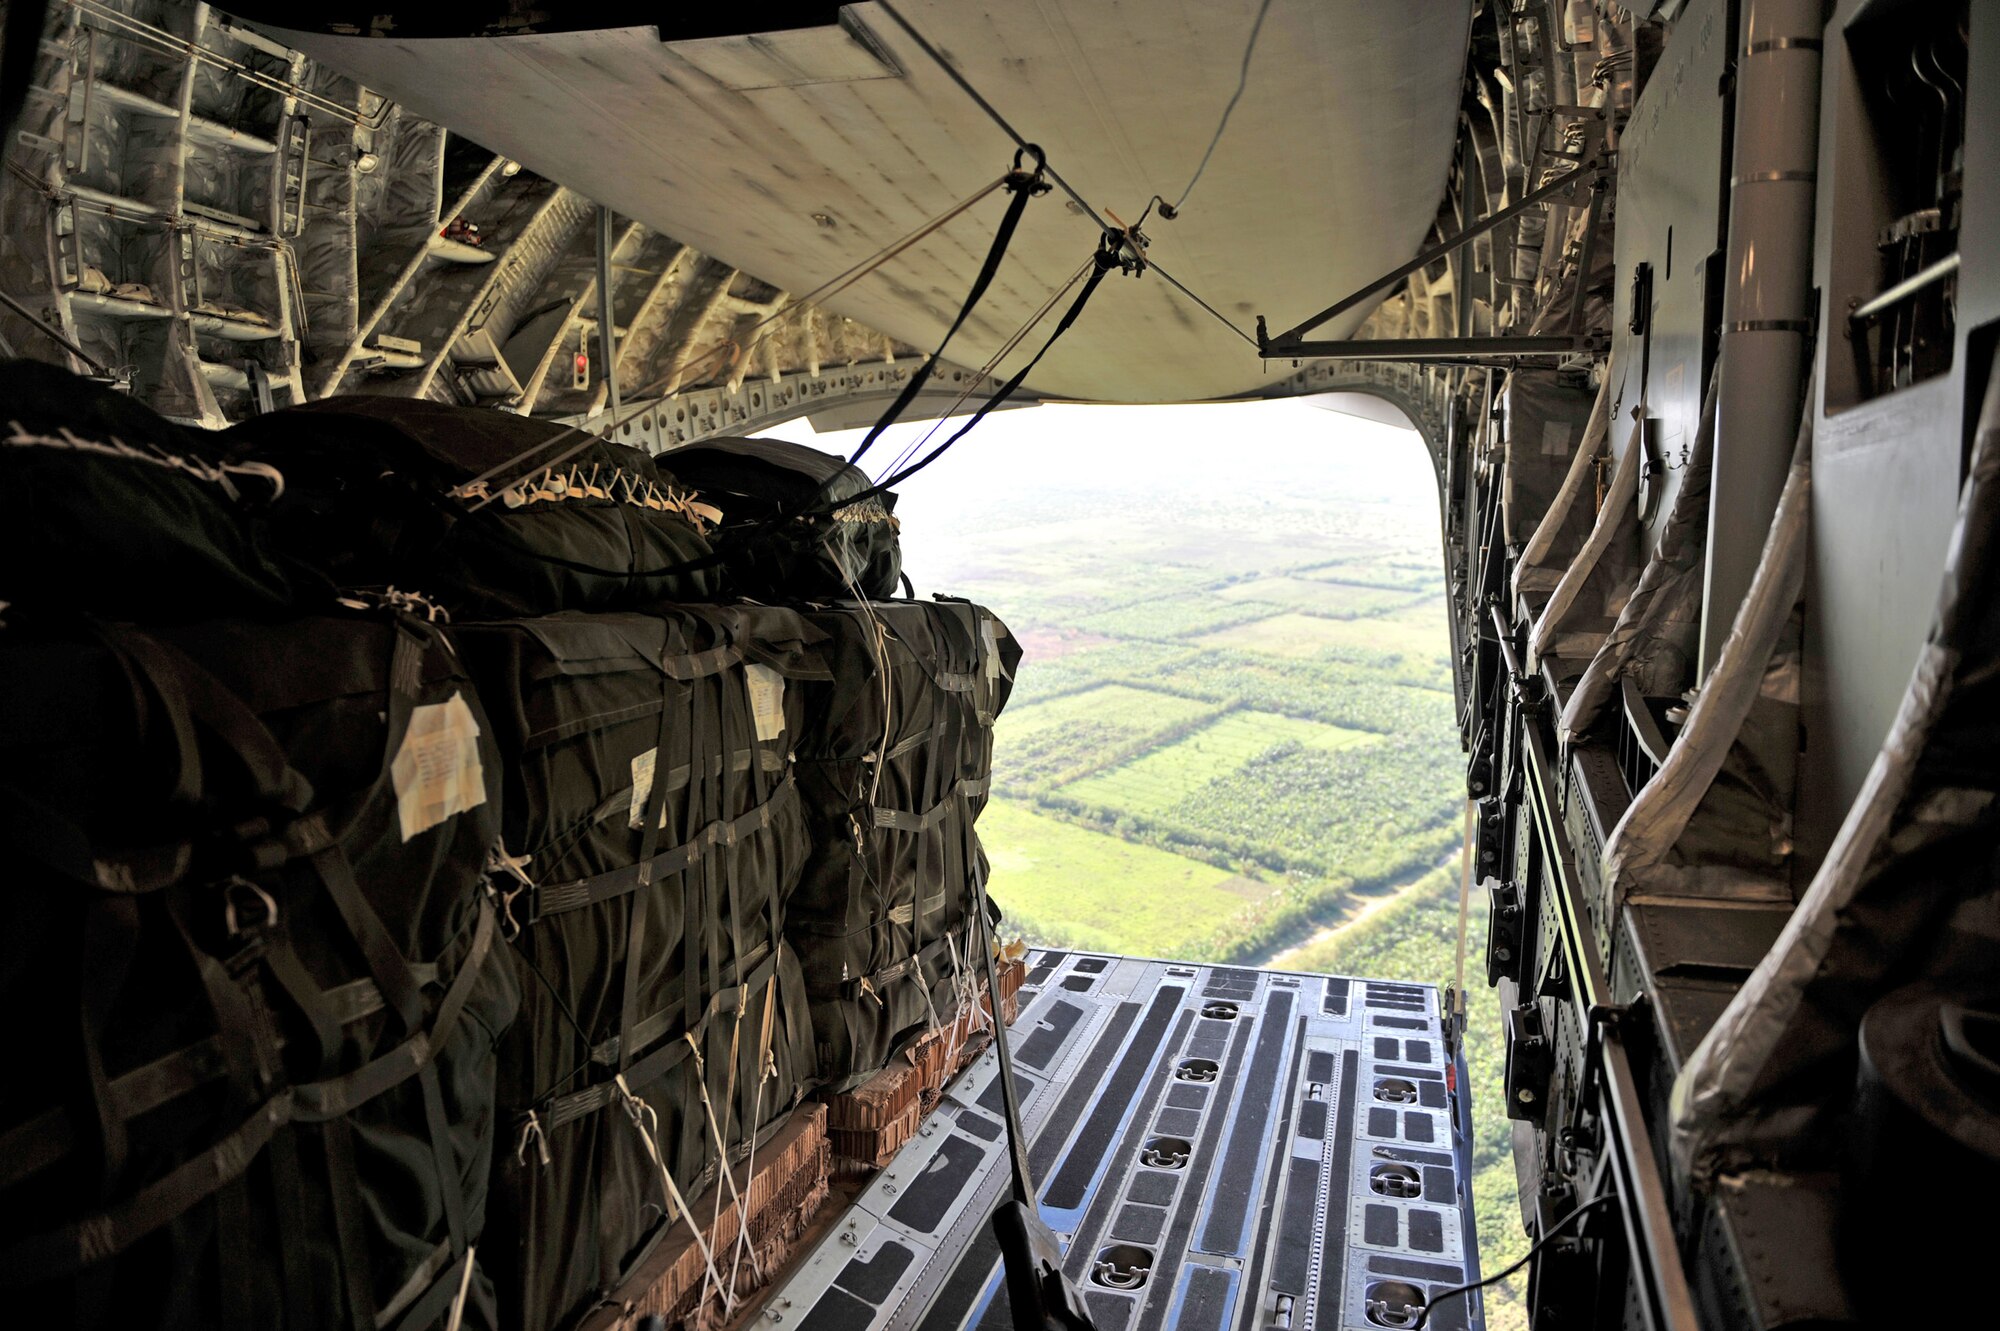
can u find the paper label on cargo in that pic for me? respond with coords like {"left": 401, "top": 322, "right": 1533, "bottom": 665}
{"left": 391, "top": 692, "right": 486, "bottom": 843}
{"left": 980, "top": 619, "right": 1003, "bottom": 680}
{"left": 889, "top": 902, "right": 915, "bottom": 926}
{"left": 745, "top": 664, "right": 786, "bottom": 742}
{"left": 1540, "top": 421, "right": 1572, "bottom": 456}
{"left": 629, "top": 747, "right": 657, "bottom": 830}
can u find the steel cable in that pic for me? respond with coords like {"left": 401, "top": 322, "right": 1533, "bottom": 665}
{"left": 874, "top": 0, "right": 1259, "bottom": 350}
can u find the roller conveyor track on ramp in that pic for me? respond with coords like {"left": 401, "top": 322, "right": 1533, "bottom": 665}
{"left": 761, "top": 952, "right": 1484, "bottom": 1331}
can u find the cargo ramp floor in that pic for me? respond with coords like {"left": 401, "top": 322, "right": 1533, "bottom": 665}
{"left": 762, "top": 951, "right": 1484, "bottom": 1331}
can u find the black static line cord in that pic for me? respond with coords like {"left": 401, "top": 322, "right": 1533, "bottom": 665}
{"left": 847, "top": 158, "right": 1049, "bottom": 468}
{"left": 1409, "top": 1194, "right": 1616, "bottom": 1330}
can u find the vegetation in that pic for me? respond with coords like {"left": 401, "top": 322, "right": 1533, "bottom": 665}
{"left": 1073, "top": 591, "right": 1287, "bottom": 640}
{"left": 976, "top": 801, "right": 1260, "bottom": 960}
{"left": 992, "top": 685, "right": 1221, "bottom": 792}
{"left": 1059, "top": 710, "right": 1378, "bottom": 819}
{"left": 1210, "top": 575, "right": 1429, "bottom": 618}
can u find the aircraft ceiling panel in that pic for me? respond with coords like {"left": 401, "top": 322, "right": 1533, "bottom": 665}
{"left": 264, "top": 1, "right": 1469, "bottom": 404}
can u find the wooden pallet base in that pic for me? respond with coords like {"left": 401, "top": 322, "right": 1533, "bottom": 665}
{"left": 582, "top": 1103, "right": 831, "bottom": 1331}
{"left": 819, "top": 958, "right": 1025, "bottom": 1172}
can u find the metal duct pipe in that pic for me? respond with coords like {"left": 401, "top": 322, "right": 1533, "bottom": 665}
{"left": 1698, "top": 0, "right": 1823, "bottom": 679}
{"left": 596, "top": 204, "right": 622, "bottom": 418}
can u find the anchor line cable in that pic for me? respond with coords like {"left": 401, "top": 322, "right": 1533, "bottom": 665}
{"left": 846, "top": 156, "right": 1049, "bottom": 467}
{"left": 1168, "top": 0, "right": 1275, "bottom": 215}
{"left": 456, "top": 173, "right": 1007, "bottom": 509}
{"left": 876, "top": 252, "right": 1095, "bottom": 482}
{"left": 873, "top": 0, "right": 1257, "bottom": 351}
{"left": 874, "top": 260, "right": 1082, "bottom": 482}
{"left": 1152, "top": 263, "right": 1259, "bottom": 346}
{"left": 875, "top": 1, "right": 1116, "bottom": 242}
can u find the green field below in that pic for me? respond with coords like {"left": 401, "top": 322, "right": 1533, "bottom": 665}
{"left": 1197, "top": 597, "right": 1449, "bottom": 662}
{"left": 1298, "top": 556, "right": 1443, "bottom": 592}
{"left": 980, "top": 799, "right": 1264, "bottom": 959}
{"left": 1059, "top": 710, "right": 1378, "bottom": 818}
{"left": 1000, "top": 683, "right": 1215, "bottom": 742}
{"left": 1073, "top": 592, "right": 1286, "bottom": 641}
{"left": 1214, "top": 575, "right": 1430, "bottom": 618}
{"left": 993, "top": 684, "right": 1220, "bottom": 793}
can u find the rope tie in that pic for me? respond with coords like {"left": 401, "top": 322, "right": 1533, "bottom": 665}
{"left": 443, "top": 1244, "right": 477, "bottom": 1331}
{"left": 513, "top": 1111, "right": 551, "bottom": 1168}
{"left": 726, "top": 975, "right": 781, "bottom": 1298}
{"left": 485, "top": 843, "right": 537, "bottom": 939}
{"left": 612, "top": 1073, "right": 728, "bottom": 1299}
{"left": 685, "top": 1015, "right": 763, "bottom": 1300}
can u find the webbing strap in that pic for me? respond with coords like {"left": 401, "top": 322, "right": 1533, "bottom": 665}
{"left": 0, "top": 944, "right": 444, "bottom": 1195}
{"left": 263, "top": 934, "right": 347, "bottom": 1077}
{"left": 847, "top": 170, "right": 1040, "bottom": 466}
{"left": 292, "top": 895, "right": 497, "bottom": 1122}
{"left": 79, "top": 896, "right": 140, "bottom": 1194}
{"left": 528, "top": 780, "right": 799, "bottom": 921}
{"left": 384, "top": 1246, "right": 475, "bottom": 1331}
{"left": 322, "top": 1117, "right": 377, "bottom": 1331}
{"left": 660, "top": 643, "right": 743, "bottom": 680}
{"left": 419, "top": 1062, "right": 467, "bottom": 1250}
{"left": 375, "top": 1239, "right": 458, "bottom": 1331}
{"left": 584, "top": 939, "right": 771, "bottom": 1070}
{"left": 933, "top": 669, "right": 977, "bottom": 694}
{"left": 826, "top": 929, "right": 962, "bottom": 1002}
{"left": 540, "top": 948, "right": 781, "bottom": 1131}
{"left": 213, "top": 1175, "right": 257, "bottom": 1329}
{"left": 264, "top": 1124, "right": 318, "bottom": 1323}
{"left": 619, "top": 623, "right": 695, "bottom": 1076}
{"left": 313, "top": 845, "right": 425, "bottom": 1033}
{"left": 0, "top": 896, "right": 498, "bottom": 1285}
{"left": 869, "top": 777, "right": 986, "bottom": 834}
{"left": 3, "top": 624, "right": 316, "bottom": 895}
{"left": 0, "top": 1094, "right": 289, "bottom": 1284}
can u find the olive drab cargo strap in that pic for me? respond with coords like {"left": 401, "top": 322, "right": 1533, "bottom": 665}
{"left": 0, "top": 614, "right": 501, "bottom": 1331}
{"left": 618, "top": 622, "right": 698, "bottom": 1081}
{"left": 818, "top": 926, "right": 967, "bottom": 1003}
{"left": 534, "top": 947, "right": 787, "bottom": 1131}
{"left": 516, "top": 781, "right": 801, "bottom": 925}
{"left": 0, "top": 624, "right": 313, "bottom": 897}
{"left": 698, "top": 665, "right": 727, "bottom": 1059}
{"left": 867, "top": 776, "right": 989, "bottom": 834}
{"left": 734, "top": 614, "right": 786, "bottom": 992}
{"left": 513, "top": 616, "right": 797, "bottom": 1099}
{"left": 0, "top": 892, "right": 498, "bottom": 1286}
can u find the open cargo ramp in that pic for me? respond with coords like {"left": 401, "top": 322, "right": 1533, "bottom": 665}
{"left": 762, "top": 952, "right": 1483, "bottom": 1331}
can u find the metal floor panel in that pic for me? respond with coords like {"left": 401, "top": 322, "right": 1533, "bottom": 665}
{"left": 765, "top": 953, "right": 1483, "bottom": 1331}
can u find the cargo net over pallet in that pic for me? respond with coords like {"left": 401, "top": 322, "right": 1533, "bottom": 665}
{"left": 0, "top": 364, "right": 1026, "bottom": 1331}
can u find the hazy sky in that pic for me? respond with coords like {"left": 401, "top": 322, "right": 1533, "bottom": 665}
{"left": 757, "top": 396, "right": 1440, "bottom": 576}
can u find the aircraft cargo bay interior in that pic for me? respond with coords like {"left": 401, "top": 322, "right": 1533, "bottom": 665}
{"left": 0, "top": 4, "right": 1995, "bottom": 1331}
